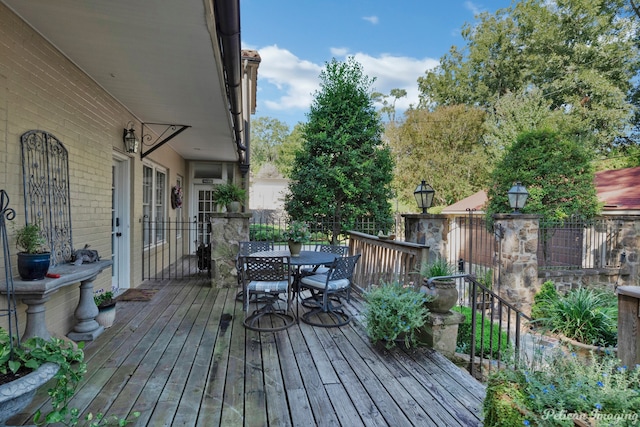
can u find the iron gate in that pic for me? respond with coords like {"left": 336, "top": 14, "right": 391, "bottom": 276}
{"left": 448, "top": 210, "right": 498, "bottom": 284}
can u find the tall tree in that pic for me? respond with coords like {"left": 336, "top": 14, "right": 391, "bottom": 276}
{"left": 249, "top": 117, "right": 290, "bottom": 174}
{"left": 392, "top": 105, "right": 490, "bottom": 208}
{"left": 485, "top": 130, "right": 600, "bottom": 224}
{"left": 418, "top": 0, "right": 639, "bottom": 154}
{"left": 276, "top": 122, "right": 305, "bottom": 178}
{"left": 284, "top": 58, "right": 394, "bottom": 241}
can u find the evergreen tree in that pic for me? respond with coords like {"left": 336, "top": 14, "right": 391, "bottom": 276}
{"left": 284, "top": 58, "right": 394, "bottom": 241}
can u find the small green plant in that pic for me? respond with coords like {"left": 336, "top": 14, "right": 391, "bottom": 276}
{"left": 452, "top": 306, "right": 512, "bottom": 359}
{"left": 93, "top": 290, "right": 114, "bottom": 308}
{"left": 282, "top": 220, "right": 311, "bottom": 243}
{"left": 420, "top": 258, "right": 456, "bottom": 278}
{"left": 212, "top": 182, "right": 246, "bottom": 206}
{"left": 546, "top": 287, "right": 617, "bottom": 347}
{"left": 364, "top": 283, "right": 432, "bottom": 349}
{"left": 530, "top": 280, "right": 558, "bottom": 321}
{"left": 15, "top": 222, "right": 48, "bottom": 254}
{"left": 484, "top": 349, "right": 640, "bottom": 426}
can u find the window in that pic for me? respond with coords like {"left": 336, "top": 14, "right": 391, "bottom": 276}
{"left": 143, "top": 163, "right": 167, "bottom": 247}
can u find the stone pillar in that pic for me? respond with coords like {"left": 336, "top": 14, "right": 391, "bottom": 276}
{"left": 494, "top": 214, "right": 540, "bottom": 314}
{"left": 419, "top": 311, "right": 465, "bottom": 358}
{"left": 616, "top": 216, "right": 640, "bottom": 288}
{"left": 209, "top": 212, "right": 251, "bottom": 288}
{"left": 403, "top": 214, "right": 448, "bottom": 264}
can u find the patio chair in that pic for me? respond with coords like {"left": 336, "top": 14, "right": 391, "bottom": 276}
{"left": 298, "top": 254, "right": 361, "bottom": 327}
{"left": 300, "top": 244, "right": 347, "bottom": 275}
{"left": 236, "top": 241, "right": 274, "bottom": 301}
{"left": 242, "top": 255, "right": 295, "bottom": 331}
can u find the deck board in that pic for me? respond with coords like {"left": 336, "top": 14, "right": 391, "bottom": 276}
{"left": 9, "top": 275, "right": 485, "bottom": 426}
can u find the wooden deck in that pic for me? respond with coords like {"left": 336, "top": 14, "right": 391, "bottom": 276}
{"left": 10, "top": 274, "right": 485, "bottom": 426}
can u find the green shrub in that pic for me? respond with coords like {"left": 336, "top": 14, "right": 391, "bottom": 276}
{"left": 547, "top": 287, "right": 617, "bottom": 347}
{"left": 249, "top": 224, "right": 283, "bottom": 242}
{"left": 364, "top": 283, "right": 431, "bottom": 349}
{"left": 484, "top": 350, "right": 640, "bottom": 426}
{"left": 453, "top": 306, "right": 511, "bottom": 359}
{"left": 531, "top": 280, "right": 559, "bottom": 321}
{"left": 420, "top": 258, "right": 456, "bottom": 278}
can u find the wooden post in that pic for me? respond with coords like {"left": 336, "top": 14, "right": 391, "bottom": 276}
{"left": 617, "top": 286, "right": 640, "bottom": 368}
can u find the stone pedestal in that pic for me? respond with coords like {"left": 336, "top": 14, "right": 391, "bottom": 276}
{"left": 209, "top": 212, "right": 250, "bottom": 288}
{"left": 419, "top": 310, "right": 465, "bottom": 358}
{"left": 403, "top": 213, "right": 448, "bottom": 264}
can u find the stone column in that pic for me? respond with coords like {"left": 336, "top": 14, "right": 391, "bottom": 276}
{"left": 493, "top": 214, "right": 540, "bottom": 314}
{"left": 616, "top": 216, "right": 640, "bottom": 288}
{"left": 209, "top": 212, "right": 251, "bottom": 288}
{"left": 403, "top": 214, "right": 448, "bottom": 264}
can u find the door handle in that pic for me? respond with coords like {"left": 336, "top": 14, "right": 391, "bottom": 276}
{"left": 116, "top": 232, "right": 122, "bottom": 237}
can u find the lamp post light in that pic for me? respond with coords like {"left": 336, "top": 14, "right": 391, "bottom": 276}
{"left": 507, "top": 181, "right": 528, "bottom": 213}
{"left": 122, "top": 122, "right": 139, "bottom": 154}
{"left": 414, "top": 180, "right": 435, "bottom": 214}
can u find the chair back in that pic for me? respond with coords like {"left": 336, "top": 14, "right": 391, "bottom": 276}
{"left": 239, "top": 241, "right": 273, "bottom": 257}
{"left": 327, "top": 254, "right": 360, "bottom": 281}
{"left": 314, "top": 244, "right": 347, "bottom": 256}
{"left": 242, "top": 256, "right": 291, "bottom": 282}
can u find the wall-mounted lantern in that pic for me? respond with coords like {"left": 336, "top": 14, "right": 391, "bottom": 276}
{"left": 123, "top": 122, "right": 139, "bottom": 154}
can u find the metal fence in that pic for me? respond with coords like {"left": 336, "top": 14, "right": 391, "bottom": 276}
{"left": 537, "top": 217, "right": 623, "bottom": 270}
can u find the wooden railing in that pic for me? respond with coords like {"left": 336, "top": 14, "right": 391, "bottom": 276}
{"left": 348, "top": 231, "right": 429, "bottom": 291}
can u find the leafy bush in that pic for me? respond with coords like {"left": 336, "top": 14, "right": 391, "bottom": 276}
{"left": 364, "top": 283, "right": 431, "bottom": 349}
{"left": 531, "top": 280, "right": 559, "bottom": 321}
{"left": 249, "top": 224, "right": 283, "bottom": 242}
{"left": 484, "top": 350, "right": 640, "bottom": 426}
{"left": 538, "top": 287, "right": 617, "bottom": 347}
{"left": 453, "top": 306, "right": 511, "bottom": 359}
{"left": 420, "top": 258, "right": 456, "bottom": 278}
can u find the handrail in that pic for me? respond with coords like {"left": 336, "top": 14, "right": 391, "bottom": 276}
{"left": 348, "top": 231, "right": 429, "bottom": 292}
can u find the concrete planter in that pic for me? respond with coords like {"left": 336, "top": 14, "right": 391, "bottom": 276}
{"left": 96, "top": 302, "right": 117, "bottom": 328}
{"left": 0, "top": 362, "right": 58, "bottom": 425}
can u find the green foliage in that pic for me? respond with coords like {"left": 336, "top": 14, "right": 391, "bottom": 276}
{"left": 452, "top": 306, "right": 511, "bottom": 359}
{"left": 364, "top": 283, "right": 431, "bottom": 349}
{"left": 420, "top": 258, "right": 456, "bottom": 278}
{"left": 418, "top": 0, "right": 639, "bottom": 154}
{"left": 282, "top": 220, "right": 311, "bottom": 243}
{"left": 276, "top": 123, "right": 305, "bottom": 178}
{"left": 392, "top": 105, "right": 491, "bottom": 207}
{"left": 249, "top": 117, "right": 290, "bottom": 175}
{"left": 15, "top": 222, "right": 48, "bottom": 254}
{"left": 93, "top": 291, "right": 114, "bottom": 308}
{"left": 530, "top": 280, "right": 559, "bottom": 321}
{"left": 284, "top": 57, "right": 394, "bottom": 243}
{"left": 484, "top": 350, "right": 640, "bottom": 426}
{"left": 485, "top": 130, "right": 600, "bottom": 224}
{"left": 249, "top": 224, "right": 283, "bottom": 242}
{"left": 543, "top": 287, "right": 617, "bottom": 347}
{"left": 212, "top": 182, "right": 246, "bottom": 206}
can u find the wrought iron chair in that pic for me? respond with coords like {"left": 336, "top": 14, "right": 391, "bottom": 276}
{"left": 235, "top": 241, "right": 274, "bottom": 301}
{"left": 242, "top": 255, "right": 295, "bottom": 331}
{"left": 298, "top": 254, "right": 361, "bottom": 327}
{"left": 299, "top": 244, "right": 347, "bottom": 307}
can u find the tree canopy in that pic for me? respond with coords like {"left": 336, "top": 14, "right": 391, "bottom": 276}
{"left": 485, "top": 130, "right": 600, "bottom": 224}
{"left": 418, "top": 0, "right": 639, "bottom": 155}
{"left": 284, "top": 57, "right": 395, "bottom": 240}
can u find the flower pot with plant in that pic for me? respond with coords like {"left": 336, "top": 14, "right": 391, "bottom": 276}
{"left": 14, "top": 222, "right": 50, "bottom": 281}
{"left": 212, "top": 182, "right": 246, "bottom": 213}
{"left": 420, "top": 258, "right": 458, "bottom": 313}
{"left": 94, "top": 290, "right": 116, "bottom": 329}
{"left": 364, "top": 282, "right": 432, "bottom": 349}
{"left": 282, "top": 220, "right": 311, "bottom": 257}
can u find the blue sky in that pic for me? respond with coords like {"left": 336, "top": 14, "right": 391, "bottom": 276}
{"left": 241, "top": 0, "right": 513, "bottom": 129}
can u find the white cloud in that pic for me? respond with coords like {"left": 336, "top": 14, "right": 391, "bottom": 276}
{"left": 253, "top": 44, "right": 439, "bottom": 120}
{"left": 362, "top": 15, "right": 379, "bottom": 24}
{"left": 464, "top": 1, "right": 481, "bottom": 16}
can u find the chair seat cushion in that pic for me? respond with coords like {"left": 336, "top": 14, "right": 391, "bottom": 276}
{"left": 300, "top": 275, "right": 350, "bottom": 291}
{"left": 300, "top": 266, "right": 331, "bottom": 275}
{"left": 248, "top": 280, "right": 290, "bottom": 293}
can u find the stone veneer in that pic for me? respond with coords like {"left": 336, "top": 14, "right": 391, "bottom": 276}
{"left": 208, "top": 213, "right": 251, "bottom": 288}
{"left": 403, "top": 214, "right": 448, "bottom": 263}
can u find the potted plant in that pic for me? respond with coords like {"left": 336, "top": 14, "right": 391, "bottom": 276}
{"left": 420, "top": 258, "right": 458, "bottom": 314}
{"left": 363, "top": 282, "right": 431, "bottom": 349}
{"left": 15, "top": 221, "right": 50, "bottom": 280}
{"left": 212, "top": 182, "right": 246, "bottom": 213}
{"left": 94, "top": 290, "right": 116, "bottom": 328}
{"left": 282, "top": 220, "right": 311, "bottom": 257}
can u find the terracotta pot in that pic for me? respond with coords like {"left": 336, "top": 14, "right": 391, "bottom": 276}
{"left": 422, "top": 278, "right": 458, "bottom": 313}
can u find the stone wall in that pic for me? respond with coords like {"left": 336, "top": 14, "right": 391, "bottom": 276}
{"left": 403, "top": 214, "right": 448, "bottom": 264}
{"left": 209, "top": 212, "right": 251, "bottom": 288}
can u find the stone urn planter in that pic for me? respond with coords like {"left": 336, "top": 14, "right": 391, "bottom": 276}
{"left": 96, "top": 301, "right": 117, "bottom": 328}
{"left": 0, "top": 362, "right": 59, "bottom": 424}
{"left": 421, "top": 278, "right": 458, "bottom": 313}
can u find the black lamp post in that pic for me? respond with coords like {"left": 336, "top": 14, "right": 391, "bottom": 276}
{"left": 414, "top": 180, "right": 435, "bottom": 214}
{"left": 507, "top": 181, "right": 528, "bottom": 213}
{"left": 122, "top": 122, "right": 139, "bottom": 154}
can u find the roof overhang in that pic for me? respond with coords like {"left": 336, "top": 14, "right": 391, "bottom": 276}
{"left": 1, "top": 0, "right": 244, "bottom": 163}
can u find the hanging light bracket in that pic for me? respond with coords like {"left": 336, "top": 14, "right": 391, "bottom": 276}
{"left": 140, "top": 123, "right": 191, "bottom": 159}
